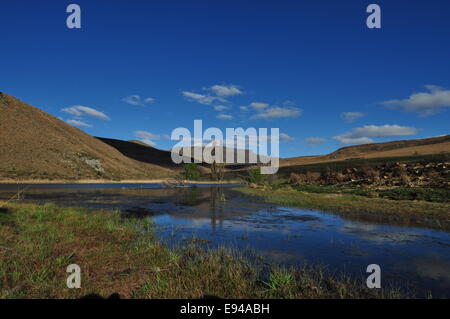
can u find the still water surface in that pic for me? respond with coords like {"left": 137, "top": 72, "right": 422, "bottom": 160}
{"left": 0, "top": 183, "right": 449, "bottom": 297}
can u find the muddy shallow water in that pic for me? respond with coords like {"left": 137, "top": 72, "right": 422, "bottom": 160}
{"left": 1, "top": 183, "right": 449, "bottom": 297}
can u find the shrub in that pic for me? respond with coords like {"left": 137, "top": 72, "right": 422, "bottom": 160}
{"left": 378, "top": 187, "right": 450, "bottom": 203}
{"left": 246, "top": 168, "right": 265, "bottom": 185}
{"left": 179, "top": 163, "right": 201, "bottom": 180}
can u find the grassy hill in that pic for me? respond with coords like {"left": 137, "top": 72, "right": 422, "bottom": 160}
{"left": 280, "top": 135, "right": 450, "bottom": 167}
{"left": 0, "top": 93, "right": 173, "bottom": 181}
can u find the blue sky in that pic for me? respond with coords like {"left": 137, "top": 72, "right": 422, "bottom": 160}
{"left": 1, "top": 0, "right": 450, "bottom": 158}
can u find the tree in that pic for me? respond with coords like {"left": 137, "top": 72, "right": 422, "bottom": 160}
{"left": 180, "top": 163, "right": 201, "bottom": 180}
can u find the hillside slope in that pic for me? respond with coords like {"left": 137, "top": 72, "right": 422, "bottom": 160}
{"left": 281, "top": 135, "right": 450, "bottom": 167}
{"left": 97, "top": 137, "right": 183, "bottom": 170}
{"left": 0, "top": 93, "right": 173, "bottom": 180}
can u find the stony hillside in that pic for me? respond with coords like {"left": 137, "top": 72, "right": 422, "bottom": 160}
{"left": 0, "top": 93, "right": 173, "bottom": 180}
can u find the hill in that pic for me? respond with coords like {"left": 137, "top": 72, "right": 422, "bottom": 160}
{"left": 0, "top": 93, "right": 173, "bottom": 180}
{"left": 280, "top": 135, "right": 450, "bottom": 167}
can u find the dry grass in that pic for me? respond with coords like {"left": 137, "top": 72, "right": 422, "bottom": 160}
{"left": 0, "top": 93, "right": 173, "bottom": 181}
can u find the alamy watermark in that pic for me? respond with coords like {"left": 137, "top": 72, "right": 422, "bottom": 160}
{"left": 366, "top": 264, "right": 381, "bottom": 289}
{"left": 66, "top": 264, "right": 81, "bottom": 288}
{"left": 65, "top": 4, "right": 380, "bottom": 30}
{"left": 170, "top": 120, "right": 280, "bottom": 174}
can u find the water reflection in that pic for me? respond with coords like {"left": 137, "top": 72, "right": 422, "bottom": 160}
{"left": 0, "top": 183, "right": 449, "bottom": 297}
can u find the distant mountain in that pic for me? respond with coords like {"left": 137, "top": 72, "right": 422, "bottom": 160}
{"left": 281, "top": 135, "right": 450, "bottom": 167}
{"left": 97, "top": 137, "right": 195, "bottom": 170}
{"left": 0, "top": 93, "right": 173, "bottom": 180}
{"left": 98, "top": 138, "right": 269, "bottom": 172}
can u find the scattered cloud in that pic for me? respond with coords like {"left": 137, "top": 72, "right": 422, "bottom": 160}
{"left": 214, "top": 105, "right": 229, "bottom": 111}
{"left": 134, "top": 130, "right": 160, "bottom": 140}
{"left": 207, "top": 84, "right": 243, "bottom": 97}
{"left": 122, "top": 95, "right": 155, "bottom": 106}
{"left": 182, "top": 84, "right": 243, "bottom": 106}
{"left": 280, "top": 133, "right": 295, "bottom": 141}
{"left": 62, "top": 105, "right": 110, "bottom": 120}
{"left": 216, "top": 113, "right": 233, "bottom": 120}
{"left": 250, "top": 102, "right": 269, "bottom": 111}
{"left": 334, "top": 136, "right": 374, "bottom": 145}
{"left": 382, "top": 85, "right": 450, "bottom": 116}
{"left": 341, "top": 112, "right": 366, "bottom": 123}
{"left": 139, "top": 139, "right": 157, "bottom": 147}
{"left": 134, "top": 130, "right": 162, "bottom": 147}
{"left": 240, "top": 106, "right": 249, "bottom": 111}
{"left": 182, "top": 91, "right": 223, "bottom": 105}
{"left": 305, "top": 137, "right": 326, "bottom": 145}
{"left": 334, "top": 124, "right": 418, "bottom": 145}
{"left": 133, "top": 130, "right": 171, "bottom": 146}
{"left": 66, "top": 119, "right": 92, "bottom": 128}
{"left": 252, "top": 106, "right": 302, "bottom": 120}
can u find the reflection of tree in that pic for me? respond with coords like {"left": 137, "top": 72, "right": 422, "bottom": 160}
{"left": 209, "top": 186, "right": 225, "bottom": 231}
{"left": 176, "top": 187, "right": 200, "bottom": 205}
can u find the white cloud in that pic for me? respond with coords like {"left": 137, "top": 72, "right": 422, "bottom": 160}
{"left": 134, "top": 130, "right": 160, "bottom": 140}
{"left": 334, "top": 136, "right": 374, "bottom": 145}
{"left": 334, "top": 124, "right": 418, "bottom": 145}
{"left": 214, "top": 105, "right": 229, "bottom": 111}
{"left": 240, "top": 106, "right": 249, "bottom": 111}
{"left": 62, "top": 105, "right": 110, "bottom": 120}
{"left": 66, "top": 119, "right": 92, "bottom": 128}
{"left": 216, "top": 113, "right": 233, "bottom": 120}
{"left": 123, "top": 95, "right": 155, "bottom": 106}
{"left": 182, "top": 91, "right": 223, "bottom": 105}
{"left": 161, "top": 134, "right": 171, "bottom": 140}
{"left": 305, "top": 137, "right": 326, "bottom": 145}
{"left": 134, "top": 130, "right": 162, "bottom": 147}
{"left": 140, "top": 139, "right": 157, "bottom": 147}
{"left": 341, "top": 112, "right": 366, "bottom": 123}
{"left": 207, "top": 84, "right": 243, "bottom": 97}
{"left": 182, "top": 84, "right": 243, "bottom": 105}
{"left": 250, "top": 102, "right": 269, "bottom": 111}
{"left": 382, "top": 85, "right": 450, "bottom": 116}
{"left": 280, "top": 133, "right": 295, "bottom": 141}
{"left": 252, "top": 107, "right": 302, "bottom": 120}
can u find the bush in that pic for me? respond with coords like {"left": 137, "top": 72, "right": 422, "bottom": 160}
{"left": 179, "top": 163, "right": 201, "bottom": 180}
{"left": 246, "top": 168, "right": 265, "bottom": 185}
{"left": 378, "top": 188, "right": 450, "bottom": 203}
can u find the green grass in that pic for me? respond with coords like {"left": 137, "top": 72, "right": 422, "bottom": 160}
{"left": 236, "top": 187, "right": 450, "bottom": 231}
{"left": 290, "top": 185, "right": 450, "bottom": 203}
{"left": 0, "top": 202, "right": 408, "bottom": 299}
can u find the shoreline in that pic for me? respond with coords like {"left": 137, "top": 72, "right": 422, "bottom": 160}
{"left": 235, "top": 187, "right": 450, "bottom": 231}
{"left": 0, "top": 179, "right": 242, "bottom": 185}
